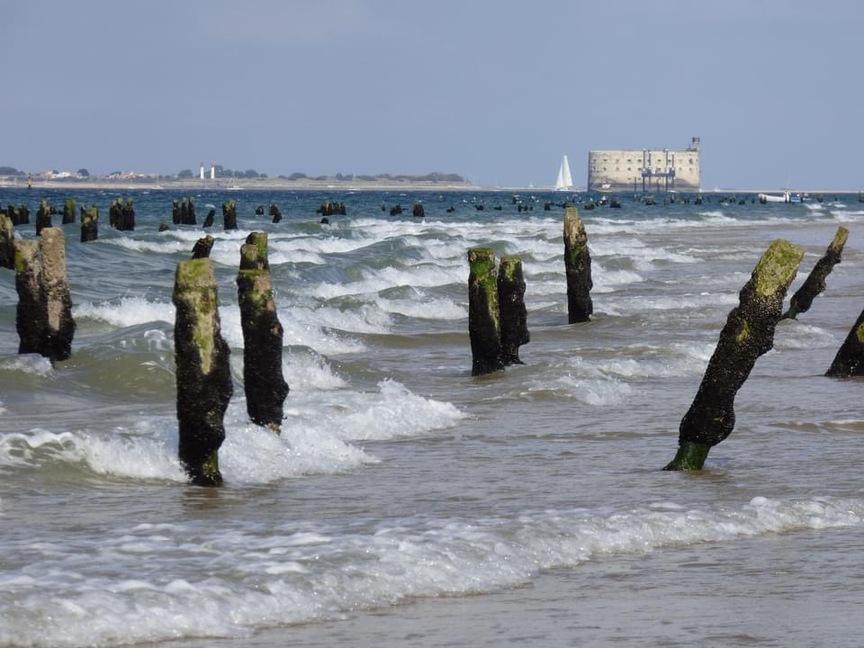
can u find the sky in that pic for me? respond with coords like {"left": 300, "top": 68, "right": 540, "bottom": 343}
{"left": 2, "top": 0, "right": 863, "bottom": 190}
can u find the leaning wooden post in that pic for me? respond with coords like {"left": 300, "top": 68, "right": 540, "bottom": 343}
{"left": 563, "top": 206, "right": 593, "bottom": 323}
{"left": 664, "top": 239, "right": 804, "bottom": 470}
{"left": 14, "top": 229, "right": 76, "bottom": 363}
{"left": 80, "top": 205, "right": 98, "bottom": 242}
{"left": 782, "top": 225, "right": 848, "bottom": 319}
{"left": 237, "top": 232, "right": 289, "bottom": 431}
{"left": 468, "top": 247, "right": 504, "bottom": 376}
{"left": 825, "top": 308, "right": 864, "bottom": 378}
{"left": 498, "top": 255, "right": 529, "bottom": 365}
{"left": 173, "top": 258, "right": 233, "bottom": 486}
{"left": 0, "top": 212, "right": 14, "bottom": 269}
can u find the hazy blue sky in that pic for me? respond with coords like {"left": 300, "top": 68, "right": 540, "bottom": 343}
{"left": 3, "top": 0, "right": 862, "bottom": 189}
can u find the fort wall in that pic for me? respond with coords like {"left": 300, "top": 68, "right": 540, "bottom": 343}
{"left": 588, "top": 137, "right": 700, "bottom": 192}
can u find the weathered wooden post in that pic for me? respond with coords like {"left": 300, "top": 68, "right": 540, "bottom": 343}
{"left": 191, "top": 235, "right": 214, "bottom": 259}
{"left": 109, "top": 199, "right": 121, "bottom": 229}
{"left": 269, "top": 203, "right": 282, "bottom": 224}
{"left": 0, "top": 212, "right": 14, "bottom": 269}
{"left": 664, "top": 239, "right": 804, "bottom": 470}
{"left": 172, "top": 199, "right": 182, "bottom": 225}
{"left": 202, "top": 208, "right": 216, "bottom": 228}
{"left": 825, "top": 309, "right": 864, "bottom": 378}
{"left": 14, "top": 228, "right": 76, "bottom": 363}
{"left": 413, "top": 201, "right": 425, "bottom": 217}
{"left": 782, "top": 225, "right": 848, "bottom": 319}
{"left": 182, "top": 197, "right": 196, "bottom": 225}
{"left": 498, "top": 255, "right": 529, "bottom": 365}
{"left": 173, "top": 258, "right": 233, "bottom": 486}
{"left": 237, "top": 232, "right": 289, "bottom": 430}
{"left": 62, "top": 198, "right": 76, "bottom": 225}
{"left": 80, "top": 205, "right": 98, "bottom": 242}
{"left": 8, "top": 205, "right": 29, "bottom": 226}
{"left": 223, "top": 200, "right": 237, "bottom": 230}
{"left": 120, "top": 198, "right": 135, "bottom": 231}
{"left": 563, "top": 206, "right": 593, "bottom": 323}
{"left": 36, "top": 200, "right": 53, "bottom": 235}
{"left": 468, "top": 247, "right": 504, "bottom": 376}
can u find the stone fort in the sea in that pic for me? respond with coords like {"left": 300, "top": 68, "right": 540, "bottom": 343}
{"left": 588, "top": 137, "right": 700, "bottom": 192}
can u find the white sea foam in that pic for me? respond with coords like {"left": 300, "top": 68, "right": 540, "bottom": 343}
{"left": 0, "top": 354, "right": 54, "bottom": 376}
{"left": 75, "top": 296, "right": 174, "bottom": 327}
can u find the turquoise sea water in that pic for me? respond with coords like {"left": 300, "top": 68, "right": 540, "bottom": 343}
{"left": 2, "top": 187, "right": 864, "bottom": 647}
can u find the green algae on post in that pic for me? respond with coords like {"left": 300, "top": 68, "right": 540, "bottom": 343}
{"left": 498, "top": 255, "right": 529, "bottom": 365}
{"left": 825, "top": 309, "right": 864, "bottom": 378}
{"left": 665, "top": 239, "right": 804, "bottom": 471}
{"left": 173, "top": 258, "right": 233, "bottom": 486}
{"left": 468, "top": 247, "right": 504, "bottom": 376}
{"left": 80, "top": 204, "right": 99, "bottom": 242}
{"left": 782, "top": 225, "right": 848, "bottom": 320}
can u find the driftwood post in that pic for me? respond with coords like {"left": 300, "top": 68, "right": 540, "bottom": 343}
{"left": 237, "top": 232, "right": 289, "bottom": 430}
{"left": 173, "top": 258, "right": 233, "bottom": 486}
{"left": 0, "top": 212, "right": 14, "bottom": 269}
{"left": 468, "top": 247, "right": 504, "bottom": 376}
{"left": 223, "top": 200, "right": 237, "bottom": 230}
{"left": 14, "top": 228, "right": 76, "bottom": 363}
{"left": 664, "top": 239, "right": 804, "bottom": 470}
{"left": 498, "top": 255, "right": 529, "bottom": 365}
{"left": 825, "top": 309, "right": 864, "bottom": 378}
{"left": 782, "top": 225, "right": 848, "bottom": 320}
{"left": 80, "top": 205, "right": 98, "bottom": 242}
{"left": 563, "top": 206, "right": 593, "bottom": 323}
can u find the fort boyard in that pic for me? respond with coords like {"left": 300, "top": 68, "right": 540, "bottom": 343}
{"left": 588, "top": 136, "right": 700, "bottom": 193}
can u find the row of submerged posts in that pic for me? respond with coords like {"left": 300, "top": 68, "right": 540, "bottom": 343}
{"left": 0, "top": 196, "right": 861, "bottom": 482}
{"left": 468, "top": 207, "right": 859, "bottom": 471}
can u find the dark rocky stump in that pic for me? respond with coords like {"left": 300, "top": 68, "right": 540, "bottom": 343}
{"left": 62, "top": 198, "right": 76, "bottom": 225}
{"left": 782, "top": 225, "right": 848, "bottom": 319}
{"left": 468, "top": 247, "right": 504, "bottom": 376}
{"left": 14, "top": 229, "right": 76, "bottom": 363}
{"left": 223, "top": 200, "right": 237, "bottom": 230}
{"left": 36, "top": 200, "right": 53, "bottom": 235}
{"left": 8, "top": 205, "right": 29, "bottom": 226}
{"left": 563, "top": 206, "right": 593, "bottom": 323}
{"left": 0, "top": 212, "right": 14, "bottom": 269}
{"left": 191, "top": 235, "right": 215, "bottom": 259}
{"left": 203, "top": 208, "right": 215, "bottom": 228}
{"left": 80, "top": 205, "right": 99, "bottom": 242}
{"left": 182, "top": 198, "right": 196, "bottom": 225}
{"left": 237, "top": 232, "right": 289, "bottom": 431}
{"left": 269, "top": 203, "right": 282, "bottom": 224}
{"left": 665, "top": 239, "right": 804, "bottom": 470}
{"left": 498, "top": 256, "right": 529, "bottom": 365}
{"left": 825, "top": 309, "right": 864, "bottom": 378}
{"left": 413, "top": 201, "right": 425, "bottom": 217}
{"left": 173, "top": 258, "right": 233, "bottom": 486}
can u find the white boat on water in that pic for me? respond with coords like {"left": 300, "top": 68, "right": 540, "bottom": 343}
{"left": 554, "top": 155, "right": 575, "bottom": 191}
{"left": 758, "top": 191, "right": 809, "bottom": 203}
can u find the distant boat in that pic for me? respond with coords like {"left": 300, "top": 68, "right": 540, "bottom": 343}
{"left": 758, "top": 191, "right": 809, "bottom": 204}
{"left": 554, "top": 155, "right": 575, "bottom": 191}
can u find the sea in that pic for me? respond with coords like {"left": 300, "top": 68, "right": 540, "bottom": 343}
{"left": 2, "top": 186, "right": 864, "bottom": 647}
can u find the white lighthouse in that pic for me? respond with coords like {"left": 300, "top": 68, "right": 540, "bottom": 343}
{"left": 199, "top": 163, "right": 205, "bottom": 180}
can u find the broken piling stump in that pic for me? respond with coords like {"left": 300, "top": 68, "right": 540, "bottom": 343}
{"left": 0, "top": 212, "right": 14, "bottom": 269}
{"left": 468, "top": 247, "right": 504, "bottom": 376}
{"left": 223, "top": 200, "right": 237, "bottom": 230}
{"left": 191, "top": 235, "right": 215, "bottom": 259}
{"left": 14, "top": 228, "right": 76, "bottom": 363}
{"left": 173, "top": 258, "right": 233, "bottom": 486}
{"left": 563, "top": 206, "right": 593, "bottom": 323}
{"left": 498, "top": 255, "right": 529, "bottom": 365}
{"left": 782, "top": 225, "right": 848, "bottom": 319}
{"left": 62, "top": 198, "right": 76, "bottom": 225}
{"left": 80, "top": 205, "right": 98, "bottom": 242}
{"left": 36, "top": 200, "right": 53, "bottom": 235}
{"left": 664, "top": 239, "right": 804, "bottom": 470}
{"left": 825, "top": 308, "right": 864, "bottom": 378}
{"left": 237, "top": 232, "right": 289, "bottom": 431}
{"left": 269, "top": 203, "right": 282, "bottom": 224}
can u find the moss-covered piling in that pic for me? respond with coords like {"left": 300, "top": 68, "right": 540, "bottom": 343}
{"left": 80, "top": 205, "right": 98, "bottom": 242}
{"left": 173, "top": 259, "right": 233, "bottom": 486}
{"left": 223, "top": 200, "right": 237, "bottom": 230}
{"left": 563, "top": 206, "right": 593, "bottom": 323}
{"left": 782, "top": 225, "right": 848, "bottom": 320}
{"left": 237, "top": 232, "right": 289, "bottom": 431}
{"left": 0, "top": 212, "right": 14, "bottom": 269}
{"left": 468, "top": 247, "right": 504, "bottom": 376}
{"left": 664, "top": 239, "right": 804, "bottom": 470}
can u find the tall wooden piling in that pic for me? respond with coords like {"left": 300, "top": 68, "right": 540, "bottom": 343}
{"left": 498, "top": 256, "right": 529, "bottom": 365}
{"left": 14, "top": 228, "right": 76, "bottom": 363}
{"left": 80, "top": 205, "right": 98, "bottom": 242}
{"left": 664, "top": 239, "right": 804, "bottom": 470}
{"left": 36, "top": 200, "right": 53, "bottom": 235}
{"left": 223, "top": 200, "right": 237, "bottom": 230}
{"left": 62, "top": 198, "right": 76, "bottom": 225}
{"left": 237, "top": 232, "right": 289, "bottom": 430}
{"left": 563, "top": 206, "right": 593, "bottom": 323}
{"left": 468, "top": 247, "right": 504, "bottom": 376}
{"left": 173, "top": 258, "right": 233, "bottom": 486}
{"left": 782, "top": 225, "right": 848, "bottom": 320}
{"left": 0, "top": 212, "right": 14, "bottom": 269}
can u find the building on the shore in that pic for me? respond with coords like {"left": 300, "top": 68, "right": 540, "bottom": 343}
{"left": 587, "top": 137, "right": 700, "bottom": 192}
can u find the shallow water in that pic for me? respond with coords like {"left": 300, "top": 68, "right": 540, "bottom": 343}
{"left": 2, "top": 188, "right": 864, "bottom": 647}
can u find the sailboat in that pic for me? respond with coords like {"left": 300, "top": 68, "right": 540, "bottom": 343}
{"left": 554, "top": 155, "right": 574, "bottom": 191}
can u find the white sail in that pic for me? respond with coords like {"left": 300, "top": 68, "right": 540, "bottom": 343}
{"left": 555, "top": 155, "right": 573, "bottom": 191}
